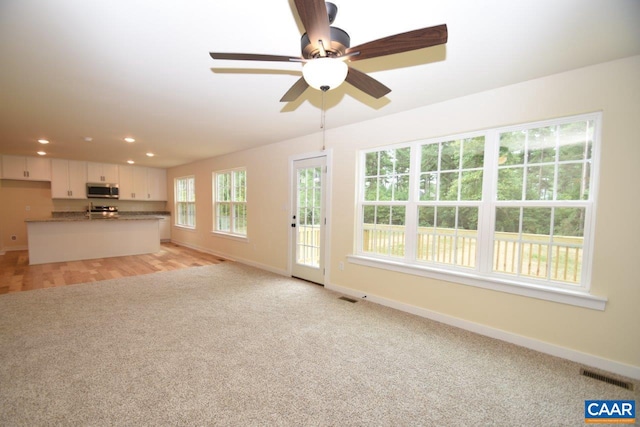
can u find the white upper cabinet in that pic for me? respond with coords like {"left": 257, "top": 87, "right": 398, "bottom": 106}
{"left": 87, "top": 162, "right": 118, "bottom": 183}
{"left": 51, "top": 159, "right": 87, "bottom": 199}
{"left": 118, "top": 165, "right": 147, "bottom": 200}
{"left": 118, "top": 165, "right": 167, "bottom": 201}
{"left": 1, "top": 155, "right": 52, "bottom": 181}
{"left": 146, "top": 167, "right": 167, "bottom": 201}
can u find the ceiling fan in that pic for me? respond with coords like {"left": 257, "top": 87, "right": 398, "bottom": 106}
{"left": 209, "top": 0, "right": 447, "bottom": 102}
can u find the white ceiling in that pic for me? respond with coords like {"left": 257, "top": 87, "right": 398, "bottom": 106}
{"left": 1, "top": 0, "right": 639, "bottom": 168}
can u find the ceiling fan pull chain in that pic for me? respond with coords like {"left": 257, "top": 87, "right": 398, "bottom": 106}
{"left": 321, "top": 88, "right": 327, "bottom": 151}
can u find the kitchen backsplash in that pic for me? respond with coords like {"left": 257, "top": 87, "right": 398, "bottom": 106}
{"left": 52, "top": 199, "right": 167, "bottom": 213}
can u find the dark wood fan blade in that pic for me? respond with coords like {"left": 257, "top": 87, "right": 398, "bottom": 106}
{"left": 294, "top": 0, "right": 331, "bottom": 53}
{"left": 280, "top": 77, "right": 309, "bottom": 102}
{"left": 345, "top": 67, "right": 391, "bottom": 99}
{"left": 346, "top": 24, "right": 447, "bottom": 62}
{"left": 210, "top": 52, "right": 301, "bottom": 62}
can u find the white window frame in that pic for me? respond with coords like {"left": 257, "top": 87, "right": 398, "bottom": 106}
{"left": 212, "top": 168, "right": 247, "bottom": 240}
{"left": 350, "top": 113, "right": 606, "bottom": 310}
{"left": 174, "top": 175, "right": 196, "bottom": 229}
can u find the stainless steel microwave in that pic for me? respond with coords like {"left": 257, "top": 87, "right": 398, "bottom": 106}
{"left": 86, "top": 183, "right": 119, "bottom": 199}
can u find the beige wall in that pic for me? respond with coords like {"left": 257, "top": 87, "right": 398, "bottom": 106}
{"left": 173, "top": 55, "right": 639, "bottom": 374}
{"left": 0, "top": 180, "right": 54, "bottom": 250}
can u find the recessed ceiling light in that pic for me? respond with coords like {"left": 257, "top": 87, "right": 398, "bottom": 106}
{"left": 127, "top": 160, "right": 135, "bottom": 164}
{"left": 84, "top": 137, "right": 93, "bottom": 142}
{"left": 37, "top": 151, "right": 47, "bottom": 156}
{"left": 124, "top": 137, "right": 135, "bottom": 143}
{"left": 38, "top": 139, "right": 49, "bottom": 144}
{"left": 146, "top": 152, "right": 155, "bottom": 157}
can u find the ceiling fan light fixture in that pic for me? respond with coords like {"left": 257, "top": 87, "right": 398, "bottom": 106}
{"left": 302, "top": 58, "right": 348, "bottom": 91}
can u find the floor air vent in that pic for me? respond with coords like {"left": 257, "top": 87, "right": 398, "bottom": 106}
{"left": 580, "top": 369, "right": 634, "bottom": 390}
{"left": 338, "top": 296, "right": 358, "bottom": 303}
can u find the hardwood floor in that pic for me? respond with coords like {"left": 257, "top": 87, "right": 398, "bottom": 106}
{"left": 0, "top": 243, "right": 226, "bottom": 295}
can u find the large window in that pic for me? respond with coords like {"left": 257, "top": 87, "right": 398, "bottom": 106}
{"left": 175, "top": 176, "right": 195, "bottom": 228}
{"left": 356, "top": 113, "right": 600, "bottom": 296}
{"left": 213, "top": 168, "right": 247, "bottom": 237}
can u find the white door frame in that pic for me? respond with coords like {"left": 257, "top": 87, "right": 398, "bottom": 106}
{"left": 288, "top": 149, "right": 333, "bottom": 285}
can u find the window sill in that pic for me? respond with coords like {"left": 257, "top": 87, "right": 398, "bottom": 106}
{"left": 211, "top": 231, "right": 249, "bottom": 243}
{"left": 174, "top": 225, "right": 196, "bottom": 231}
{"left": 347, "top": 255, "right": 607, "bottom": 311}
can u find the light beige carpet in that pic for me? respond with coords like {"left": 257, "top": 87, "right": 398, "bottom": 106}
{"left": 0, "top": 262, "right": 637, "bottom": 426}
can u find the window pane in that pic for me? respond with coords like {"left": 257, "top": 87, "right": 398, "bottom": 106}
{"left": 550, "top": 208, "right": 585, "bottom": 284}
{"left": 458, "top": 207, "right": 478, "bottom": 231}
{"left": 378, "top": 177, "right": 393, "bottom": 201}
{"left": 553, "top": 207, "right": 585, "bottom": 238}
{"left": 233, "top": 170, "right": 246, "bottom": 202}
{"left": 421, "top": 144, "right": 439, "bottom": 172}
{"left": 363, "top": 205, "right": 376, "bottom": 224}
{"left": 493, "top": 207, "right": 521, "bottom": 276}
{"left": 558, "top": 121, "right": 593, "bottom": 161}
{"left": 361, "top": 205, "right": 405, "bottom": 257}
{"left": 418, "top": 206, "right": 435, "bottom": 227}
{"left": 462, "top": 137, "right": 485, "bottom": 169}
{"left": 419, "top": 173, "right": 437, "bottom": 201}
{"left": 527, "top": 126, "right": 557, "bottom": 164}
{"left": 436, "top": 207, "right": 456, "bottom": 229}
{"left": 233, "top": 204, "right": 247, "bottom": 235}
{"left": 499, "top": 131, "right": 526, "bottom": 166}
{"left": 417, "top": 206, "right": 435, "bottom": 262}
{"left": 364, "top": 178, "right": 378, "bottom": 201}
{"left": 522, "top": 208, "right": 551, "bottom": 235}
{"left": 394, "top": 174, "right": 410, "bottom": 201}
{"left": 217, "top": 203, "right": 230, "bottom": 231}
{"left": 459, "top": 170, "right": 483, "bottom": 201}
{"left": 557, "top": 163, "right": 589, "bottom": 200}
{"left": 421, "top": 206, "right": 476, "bottom": 267}
{"left": 457, "top": 207, "right": 478, "bottom": 268}
{"left": 497, "top": 167, "right": 524, "bottom": 201}
{"left": 439, "top": 172, "right": 458, "bottom": 201}
{"left": 440, "top": 140, "right": 460, "bottom": 171}
{"left": 525, "top": 165, "right": 554, "bottom": 200}
{"left": 495, "top": 207, "right": 520, "bottom": 233}
{"left": 217, "top": 173, "right": 230, "bottom": 201}
{"left": 396, "top": 148, "right": 411, "bottom": 173}
{"left": 379, "top": 150, "right": 394, "bottom": 175}
{"left": 365, "top": 152, "right": 379, "bottom": 176}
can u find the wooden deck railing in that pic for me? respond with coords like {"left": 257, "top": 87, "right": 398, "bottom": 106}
{"left": 362, "top": 226, "right": 583, "bottom": 283}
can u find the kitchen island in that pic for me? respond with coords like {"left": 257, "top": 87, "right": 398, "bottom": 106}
{"left": 25, "top": 216, "right": 162, "bottom": 265}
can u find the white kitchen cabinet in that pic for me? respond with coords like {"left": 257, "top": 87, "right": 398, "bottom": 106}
{"left": 51, "top": 159, "right": 87, "bottom": 199}
{"left": 119, "top": 165, "right": 167, "bottom": 201}
{"left": 158, "top": 215, "right": 171, "bottom": 241}
{"left": 118, "top": 165, "right": 147, "bottom": 200}
{"left": 146, "top": 167, "right": 167, "bottom": 201}
{"left": 1, "top": 155, "right": 51, "bottom": 181}
{"left": 87, "top": 162, "right": 118, "bottom": 183}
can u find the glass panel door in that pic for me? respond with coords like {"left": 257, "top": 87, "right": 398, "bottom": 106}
{"left": 291, "top": 156, "right": 326, "bottom": 284}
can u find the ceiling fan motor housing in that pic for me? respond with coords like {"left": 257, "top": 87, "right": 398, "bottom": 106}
{"left": 301, "top": 27, "right": 350, "bottom": 59}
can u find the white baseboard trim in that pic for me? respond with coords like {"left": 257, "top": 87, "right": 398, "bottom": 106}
{"left": 326, "top": 281, "right": 640, "bottom": 380}
{"left": 171, "top": 240, "right": 289, "bottom": 277}
{"left": 2, "top": 245, "right": 28, "bottom": 252}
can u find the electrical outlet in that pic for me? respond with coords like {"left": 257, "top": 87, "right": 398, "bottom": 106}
{"left": 25, "top": 206, "right": 30, "bottom": 211}
{"left": 338, "top": 261, "right": 344, "bottom": 271}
